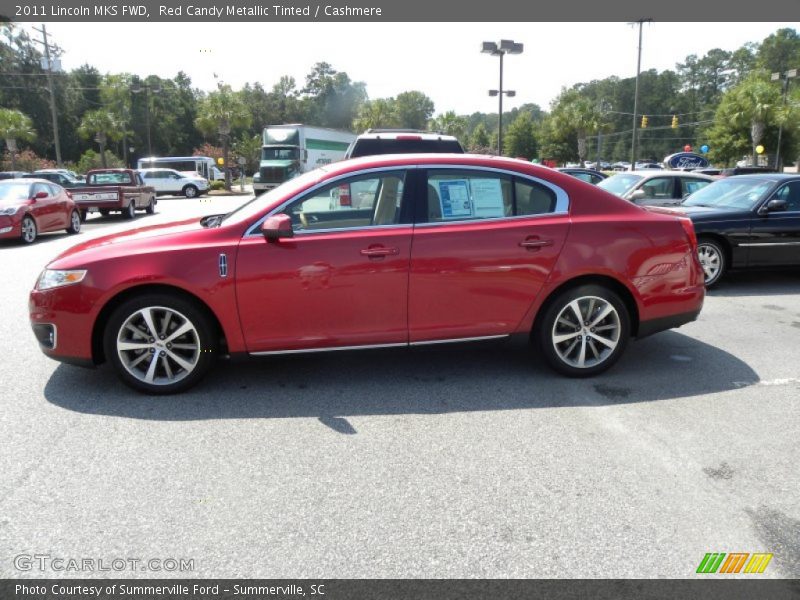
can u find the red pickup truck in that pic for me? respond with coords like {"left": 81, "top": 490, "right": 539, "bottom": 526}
{"left": 71, "top": 169, "right": 156, "bottom": 220}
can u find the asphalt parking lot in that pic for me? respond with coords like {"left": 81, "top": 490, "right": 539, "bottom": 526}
{"left": 0, "top": 194, "right": 798, "bottom": 579}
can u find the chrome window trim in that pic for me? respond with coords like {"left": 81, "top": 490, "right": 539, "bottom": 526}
{"left": 243, "top": 163, "right": 570, "bottom": 237}
{"left": 249, "top": 334, "right": 509, "bottom": 356}
{"left": 244, "top": 166, "right": 411, "bottom": 237}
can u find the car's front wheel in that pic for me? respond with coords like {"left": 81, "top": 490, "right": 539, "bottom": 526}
{"left": 696, "top": 238, "right": 726, "bottom": 287}
{"left": 103, "top": 294, "right": 218, "bottom": 394}
{"left": 183, "top": 185, "right": 198, "bottom": 198}
{"left": 537, "top": 284, "right": 630, "bottom": 377}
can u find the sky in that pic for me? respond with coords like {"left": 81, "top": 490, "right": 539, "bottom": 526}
{"left": 28, "top": 22, "right": 798, "bottom": 116}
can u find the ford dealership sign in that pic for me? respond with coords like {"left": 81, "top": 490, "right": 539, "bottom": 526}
{"left": 664, "top": 152, "right": 709, "bottom": 169}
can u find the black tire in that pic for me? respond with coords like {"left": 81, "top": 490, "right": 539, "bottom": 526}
{"left": 66, "top": 209, "right": 81, "bottom": 234}
{"left": 20, "top": 215, "right": 37, "bottom": 244}
{"left": 696, "top": 237, "right": 726, "bottom": 287}
{"left": 536, "top": 284, "right": 631, "bottom": 377}
{"left": 123, "top": 201, "right": 136, "bottom": 219}
{"left": 183, "top": 185, "right": 198, "bottom": 199}
{"left": 103, "top": 293, "right": 218, "bottom": 395}
{"left": 99, "top": 209, "right": 110, "bottom": 217}
{"left": 145, "top": 196, "right": 156, "bottom": 215}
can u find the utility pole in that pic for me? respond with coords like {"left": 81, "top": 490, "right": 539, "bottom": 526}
{"left": 629, "top": 19, "right": 650, "bottom": 170}
{"left": 32, "top": 24, "right": 63, "bottom": 167}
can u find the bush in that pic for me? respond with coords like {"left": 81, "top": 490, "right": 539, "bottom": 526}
{"left": 76, "top": 149, "right": 123, "bottom": 174}
{"left": 1, "top": 149, "right": 56, "bottom": 172}
{"left": 209, "top": 180, "right": 225, "bottom": 191}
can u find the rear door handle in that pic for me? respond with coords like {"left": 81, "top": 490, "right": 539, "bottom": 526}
{"left": 360, "top": 246, "right": 399, "bottom": 258}
{"left": 519, "top": 238, "right": 553, "bottom": 250}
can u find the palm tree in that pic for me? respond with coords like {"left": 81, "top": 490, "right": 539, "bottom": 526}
{"left": 353, "top": 99, "right": 398, "bottom": 132}
{"left": 0, "top": 108, "right": 36, "bottom": 171}
{"left": 729, "top": 73, "right": 782, "bottom": 164}
{"left": 78, "top": 110, "right": 124, "bottom": 168}
{"left": 429, "top": 111, "right": 468, "bottom": 143}
{"left": 552, "top": 91, "right": 603, "bottom": 164}
{"left": 195, "top": 86, "right": 251, "bottom": 190}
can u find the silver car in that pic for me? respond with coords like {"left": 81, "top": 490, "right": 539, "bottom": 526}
{"left": 598, "top": 171, "right": 713, "bottom": 207}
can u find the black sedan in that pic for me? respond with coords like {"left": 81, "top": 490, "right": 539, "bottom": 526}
{"left": 680, "top": 174, "right": 800, "bottom": 286}
{"left": 556, "top": 168, "right": 608, "bottom": 185}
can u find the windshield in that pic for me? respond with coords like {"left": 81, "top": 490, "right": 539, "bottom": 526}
{"left": 261, "top": 147, "right": 299, "bottom": 161}
{"left": 0, "top": 182, "right": 30, "bottom": 202}
{"left": 597, "top": 174, "right": 643, "bottom": 196}
{"left": 220, "top": 167, "right": 325, "bottom": 225}
{"left": 683, "top": 178, "right": 773, "bottom": 210}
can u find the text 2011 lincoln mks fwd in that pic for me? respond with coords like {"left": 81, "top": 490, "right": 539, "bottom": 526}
{"left": 30, "top": 154, "right": 705, "bottom": 394}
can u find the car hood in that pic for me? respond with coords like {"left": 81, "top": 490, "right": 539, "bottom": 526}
{"left": 48, "top": 218, "right": 204, "bottom": 268}
{"left": 676, "top": 205, "right": 753, "bottom": 221}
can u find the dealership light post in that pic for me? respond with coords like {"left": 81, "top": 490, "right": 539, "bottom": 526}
{"left": 130, "top": 81, "right": 162, "bottom": 157}
{"left": 771, "top": 68, "right": 797, "bottom": 172}
{"left": 482, "top": 39, "right": 523, "bottom": 156}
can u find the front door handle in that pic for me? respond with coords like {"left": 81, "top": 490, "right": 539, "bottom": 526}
{"left": 519, "top": 238, "right": 553, "bottom": 250}
{"left": 360, "top": 246, "right": 399, "bottom": 258}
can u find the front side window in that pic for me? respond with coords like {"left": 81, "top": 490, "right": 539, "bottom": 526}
{"left": 639, "top": 177, "right": 675, "bottom": 199}
{"left": 283, "top": 171, "right": 406, "bottom": 232}
{"left": 773, "top": 181, "right": 800, "bottom": 212}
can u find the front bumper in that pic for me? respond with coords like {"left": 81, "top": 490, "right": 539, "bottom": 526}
{"left": 0, "top": 214, "right": 22, "bottom": 238}
{"left": 29, "top": 284, "right": 98, "bottom": 367}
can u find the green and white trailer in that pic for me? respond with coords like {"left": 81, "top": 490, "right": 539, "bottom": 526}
{"left": 252, "top": 124, "right": 356, "bottom": 194}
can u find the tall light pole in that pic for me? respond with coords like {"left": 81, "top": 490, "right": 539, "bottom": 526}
{"left": 771, "top": 68, "right": 797, "bottom": 172}
{"left": 32, "top": 24, "right": 63, "bottom": 167}
{"left": 629, "top": 19, "right": 651, "bottom": 170}
{"left": 130, "top": 81, "right": 162, "bottom": 157}
{"left": 482, "top": 39, "right": 523, "bottom": 156}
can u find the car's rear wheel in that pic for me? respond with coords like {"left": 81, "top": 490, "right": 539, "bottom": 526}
{"left": 66, "top": 209, "right": 81, "bottom": 234}
{"left": 183, "top": 185, "right": 198, "bottom": 198}
{"left": 103, "top": 294, "right": 218, "bottom": 394}
{"left": 537, "top": 284, "right": 630, "bottom": 377}
{"left": 100, "top": 209, "right": 110, "bottom": 217}
{"left": 20, "top": 215, "right": 37, "bottom": 244}
{"left": 123, "top": 201, "right": 135, "bottom": 219}
{"left": 696, "top": 238, "right": 726, "bottom": 287}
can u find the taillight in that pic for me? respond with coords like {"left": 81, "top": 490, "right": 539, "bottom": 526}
{"left": 679, "top": 217, "right": 697, "bottom": 249}
{"left": 337, "top": 184, "right": 351, "bottom": 207}
{"left": 396, "top": 135, "right": 422, "bottom": 140}
{"left": 65, "top": 190, "right": 73, "bottom": 199}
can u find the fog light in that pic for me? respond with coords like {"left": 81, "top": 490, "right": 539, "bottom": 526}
{"left": 0, "top": 226, "right": 12, "bottom": 234}
{"left": 32, "top": 323, "right": 57, "bottom": 349}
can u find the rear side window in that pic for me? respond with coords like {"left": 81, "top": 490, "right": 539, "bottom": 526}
{"left": 349, "top": 138, "right": 464, "bottom": 158}
{"left": 425, "top": 170, "right": 557, "bottom": 222}
{"left": 681, "top": 178, "right": 710, "bottom": 197}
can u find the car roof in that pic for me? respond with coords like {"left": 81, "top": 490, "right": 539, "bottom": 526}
{"left": 0, "top": 178, "right": 55, "bottom": 184}
{"left": 719, "top": 173, "right": 799, "bottom": 181}
{"left": 354, "top": 131, "right": 459, "bottom": 141}
{"left": 611, "top": 170, "right": 712, "bottom": 179}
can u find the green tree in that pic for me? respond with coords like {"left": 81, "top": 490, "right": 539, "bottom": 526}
{"left": 0, "top": 107, "right": 36, "bottom": 171}
{"left": 468, "top": 122, "right": 491, "bottom": 153}
{"left": 393, "top": 91, "right": 435, "bottom": 130}
{"left": 353, "top": 99, "right": 398, "bottom": 132}
{"left": 77, "top": 109, "right": 123, "bottom": 168}
{"left": 551, "top": 90, "right": 603, "bottom": 163}
{"left": 195, "top": 85, "right": 251, "bottom": 190}
{"left": 729, "top": 72, "right": 783, "bottom": 163}
{"left": 232, "top": 133, "right": 262, "bottom": 176}
{"left": 504, "top": 113, "right": 538, "bottom": 159}
{"left": 429, "top": 111, "right": 468, "bottom": 144}
{"left": 757, "top": 28, "right": 800, "bottom": 75}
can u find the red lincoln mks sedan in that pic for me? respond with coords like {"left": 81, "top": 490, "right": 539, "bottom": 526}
{"left": 30, "top": 154, "right": 704, "bottom": 394}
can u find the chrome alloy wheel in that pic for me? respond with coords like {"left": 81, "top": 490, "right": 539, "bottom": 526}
{"left": 70, "top": 210, "right": 81, "bottom": 232}
{"left": 116, "top": 306, "right": 200, "bottom": 385}
{"left": 21, "top": 216, "right": 36, "bottom": 243}
{"left": 551, "top": 296, "right": 621, "bottom": 369}
{"left": 697, "top": 243, "right": 722, "bottom": 285}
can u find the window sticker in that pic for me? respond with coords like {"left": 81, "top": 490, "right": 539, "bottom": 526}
{"left": 470, "top": 178, "right": 505, "bottom": 218}
{"left": 438, "top": 179, "right": 472, "bottom": 218}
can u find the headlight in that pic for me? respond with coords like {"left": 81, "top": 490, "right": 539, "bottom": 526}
{"left": 37, "top": 269, "right": 87, "bottom": 290}
{"left": 253, "top": 173, "right": 261, "bottom": 182}
{"left": 0, "top": 206, "right": 21, "bottom": 216}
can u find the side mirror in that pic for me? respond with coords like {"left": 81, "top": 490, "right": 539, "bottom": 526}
{"left": 629, "top": 189, "right": 647, "bottom": 202}
{"left": 32, "top": 191, "right": 48, "bottom": 201}
{"left": 758, "top": 198, "right": 788, "bottom": 215}
{"left": 261, "top": 213, "right": 294, "bottom": 241}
